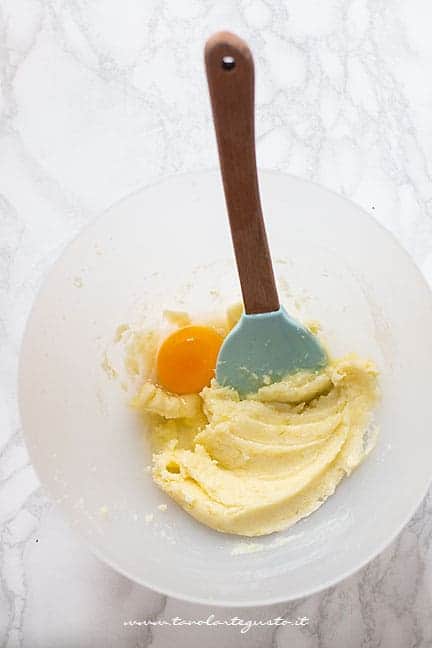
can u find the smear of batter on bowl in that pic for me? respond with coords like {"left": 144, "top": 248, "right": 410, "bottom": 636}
{"left": 121, "top": 304, "right": 379, "bottom": 537}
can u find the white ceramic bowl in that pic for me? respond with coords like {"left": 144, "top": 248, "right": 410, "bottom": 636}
{"left": 19, "top": 171, "right": 432, "bottom": 606}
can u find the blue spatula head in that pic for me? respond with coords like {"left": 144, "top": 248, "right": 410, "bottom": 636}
{"left": 216, "top": 307, "right": 327, "bottom": 396}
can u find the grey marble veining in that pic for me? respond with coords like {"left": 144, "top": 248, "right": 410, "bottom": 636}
{"left": 1, "top": 1, "right": 432, "bottom": 646}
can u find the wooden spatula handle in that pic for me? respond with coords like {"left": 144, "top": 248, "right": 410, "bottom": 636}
{"left": 205, "top": 31, "right": 280, "bottom": 315}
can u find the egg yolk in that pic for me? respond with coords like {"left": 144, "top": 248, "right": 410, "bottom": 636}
{"left": 156, "top": 325, "right": 223, "bottom": 394}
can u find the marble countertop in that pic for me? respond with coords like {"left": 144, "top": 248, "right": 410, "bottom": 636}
{"left": 2, "top": 1, "right": 432, "bottom": 646}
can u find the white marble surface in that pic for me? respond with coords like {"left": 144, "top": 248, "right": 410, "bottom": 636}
{"left": 1, "top": 0, "right": 432, "bottom": 646}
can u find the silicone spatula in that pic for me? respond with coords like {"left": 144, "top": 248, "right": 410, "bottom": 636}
{"left": 205, "top": 31, "right": 327, "bottom": 395}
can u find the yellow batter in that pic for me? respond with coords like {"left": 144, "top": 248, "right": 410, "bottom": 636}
{"left": 125, "top": 307, "right": 379, "bottom": 537}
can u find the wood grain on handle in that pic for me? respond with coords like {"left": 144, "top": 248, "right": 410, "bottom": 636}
{"left": 205, "top": 31, "right": 279, "bottom": 315}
